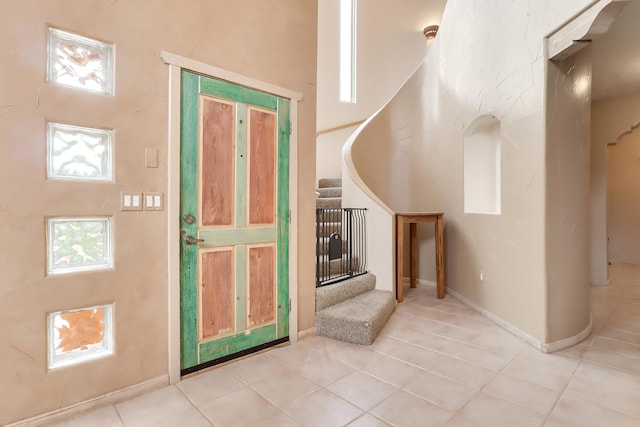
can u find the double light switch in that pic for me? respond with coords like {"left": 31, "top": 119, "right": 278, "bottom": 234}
{"left": 121, "top": 192, "right": 164, "bottom": 211}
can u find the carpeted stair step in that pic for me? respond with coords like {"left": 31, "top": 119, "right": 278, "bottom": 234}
{"left": 316, "top": 255, "right": 362, "bottom": 278}
{"left": 316, "top": 272, "right": 375, "bottom": 311}
{"left": 317, "top": 187, "right": 342, "bottom": 198}
{"left": 318, "top": 178, "right": 342, "bottom": 188}
{"left": 316, "top": 197, "right": 341, "bottom": 209}
{"left": 316, "top": 289, "right": 396, "bottom": 345}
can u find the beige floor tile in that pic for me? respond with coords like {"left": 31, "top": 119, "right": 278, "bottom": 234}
{"left": 430, "top": 357, "right": 497, "bottom": 388}
{"left": 582, "top": 347, "right": 640, "bottom": 374}
{"left": 369, "top": 390, "right": 454, "bottom": 427}
{"left": 297, "top": 335, "right": 349, "bottom": 355}
{"left": 403, "top": 306, "right": 462, "bottom": 323}
{"left": 199, "top": 387, "right": 279, "bottom": 427}
{"left": 296, "top": 354, "right": 355, "bottom": 386}
{"left": 177, "top": 367, "right": 245, "bottom": 406}
{"left": 459, "top": 392, "right": 546, "bottom": 427}
{"left": 542, "top": 416, "right": 575, "bottom": 427}
{"left": 431, "top": 324, "right": 483, "bottom": 343}
{"left": 51, "top": 405, "right": 124, "bottom": 427}
{"left": 250, "top": 370, "right": 320, "bottom": 408}
{"left": 368, "top": 335, "right": 407, "bottom": 354}
{"left": 573, "top": 360, "right": 640, "bottom": 387}
{"left": 430, "top": 302, "right": 477, "bottom": 316}
{"left": 115, "top": 386, "right": 210, "bottom": 427}
{"left": 591, "top": 336, "right": 640, "bottom": 359}
{"left": 362, "top": 354, "right": 425, "bottom": 387}
{"left": 328, "top": 344, "right": 384, "bottom": 370}
{"left": 453, "top": 345, "right": 515, "bottom": 371}
{"left": 411, "top": 331, "right": 470, "bottom": 355}
{"left": 562, "top": 372, "right": 640, "bottom": 419}
{"left": 445, "top": 314, "right": 504, "bottom": 334}
{"left": 284, "top": 389, "right": 363, "bottom": 427}
{"left": 268, "top": 342, "right": 324, "bottom": 369}
{"left": 482, "top": 373, "right": 560, "bottom": 415}
{"left": 382, "top": 340, "right": 450, "bottom": 371}
{"left": 382, "top": 324, "right": 440, "bottom": 344}
{"left": 404, "top": 371, "right": 479, "bottom": 412}
{"left": 347, "top": 413, "right": 391, "bottom": 426}
{"left": 595, "top": 326, "right": 640, "bottom": 346}
{"left": 443, "top": 415, "right": 483, "bottom": 427}
{"left": 327, "top": 371, "right": 398, "bottom": 410}
{"left": 259, "top": 410, "right": 303, "bottom": 426}
{"left": 549, "top": 396, "right": 640, "bottom": 427}
{"left": 469, "top": 332, "right": 526, "bottom": 357}
{"left": 226, "top": 353, "right": 291, "bottom": 384}
{"left": 500, "top": 356, "right": 576, "bottom": 392}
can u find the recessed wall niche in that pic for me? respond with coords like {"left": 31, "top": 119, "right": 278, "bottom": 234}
{"left": 463, "top": 115, "right": 501, "bottom": 214}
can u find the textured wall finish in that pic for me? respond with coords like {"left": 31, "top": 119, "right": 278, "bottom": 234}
{"left": 344, "top": 0, "right": 601, "bottom": 346}
{"left": 0, "top": 1, "right": 317, "bottom": 424}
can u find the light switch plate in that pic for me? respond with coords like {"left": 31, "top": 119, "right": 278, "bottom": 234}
{"left": 121, "top": 192, "right": 142, "bottom": 211}
{"left": 143, "top": 192, "right": 163, "bottom": 211}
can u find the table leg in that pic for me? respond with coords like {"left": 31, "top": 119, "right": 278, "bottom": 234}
{"left": 436, "top": 215, "right": 445, "bottom": 299}
{"left": 396, "top": 215, "right": 404, "bottom": 302}
{"left": 410, "top": 223, "right": 417, "bottom": 288}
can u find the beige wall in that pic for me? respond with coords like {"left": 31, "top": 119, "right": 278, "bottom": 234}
{"left": 545, "top": 47, "right": 592, "bottom": 343}
{"left": 345, "top": 0, "right": 600, "bottom": 346}
{"left": 0, "top": 1, "right": 317, "bottom": 424}
{"left": 591, "top": 92, "right": 640, "bottom": 281}
{"left": 607, "top": 125, "right": 640, "bottom": 264}
{"left": 316, "top": 0, "right": 447, "bottom": 183}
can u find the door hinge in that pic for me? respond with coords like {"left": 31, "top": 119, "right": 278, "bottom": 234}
{"left": 288, "top": 209, "right": 291, "bottom": 223}
{"left": 288, "top": 120, "right": 292, "bottom": 135}
{"left": 289, "top": 298, "right": 291, "bottom": 313}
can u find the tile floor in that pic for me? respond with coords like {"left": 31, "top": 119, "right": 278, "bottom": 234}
{"left": 53, "top": 264, "right": 640, "bottom": 427}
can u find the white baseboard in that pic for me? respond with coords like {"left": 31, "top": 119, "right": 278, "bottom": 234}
{"left": 445, "top": 288, "right": 591, "bottom": 354}
{"left": 541, "top": 315, "right": 593, "bottom": 353}
{"left": 403, "top": 277, "right": 437, "bottom": 288}
{"left": 298, "top": 327, "right": 316, "bottom": 340}
{"left": 591, "top": 279, "right": 610, "bottom": 286}
{"left": 9, "top": 375, "right": 169, "bottom": 427}
{"left": 445, "top": 287, "right": 544, "bottom": 351}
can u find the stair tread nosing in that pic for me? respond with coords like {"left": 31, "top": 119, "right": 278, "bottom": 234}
{"left": 316, "top": 197, "right": 342, "bottom": 208}
{"left": 318, "top": 178, "right": 342, "bottom": 188}
{"left": 317, "top": 187, "right": 342, "bottom": 198}
{"left": 316, "top": 290, "right": 396, "bottom": 346}
{"left": 315, "top": 273, "right": 375, "bottom": 311}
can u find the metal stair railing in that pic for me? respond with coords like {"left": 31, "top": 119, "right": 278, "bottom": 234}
{"left": 316, "top": 208, "right": 367, "bottom": 287}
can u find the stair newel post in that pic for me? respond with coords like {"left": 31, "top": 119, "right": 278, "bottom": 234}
{"left": 316, "top": 208, "right": 321, "bottom": 286}
{"left": 360, "top": 208, "right": 367, "bottom": 273}
{"left": 346, "top": 208, "right": 354, "bottom": 277}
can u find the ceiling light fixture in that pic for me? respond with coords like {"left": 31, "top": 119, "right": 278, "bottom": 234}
{"left": 423, "top": 25, "right": 439, "bottom": 39}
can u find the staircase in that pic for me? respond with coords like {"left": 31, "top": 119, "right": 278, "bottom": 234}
{"left": 315, "top": 178, "right": 395, "bottom": 345}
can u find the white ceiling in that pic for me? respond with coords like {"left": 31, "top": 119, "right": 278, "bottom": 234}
{"left": 591, "top": 0, "right": 640, "bottom": 100}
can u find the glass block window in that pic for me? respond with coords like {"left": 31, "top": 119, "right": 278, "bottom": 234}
{"left": 47, "top": 217, "right": 113, "bottom": 275}
{"left": 48, "top": 123, "right": 113, "bottom": 181}
{"left": 48, "top": 304, "right": 114, "bottom": 369}
{"left": 47, "top": 28, "right": 115, "bottom": 95}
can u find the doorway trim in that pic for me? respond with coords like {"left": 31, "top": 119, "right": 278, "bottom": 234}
{"left": 161, "top": 51, "right": 303, "bottom": 384}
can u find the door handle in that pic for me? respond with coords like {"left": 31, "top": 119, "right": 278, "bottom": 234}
{"left": 185, "top": 236, "right": 205, "bottom": 245}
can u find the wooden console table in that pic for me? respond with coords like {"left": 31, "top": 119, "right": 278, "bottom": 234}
{"left": 395, "top": 212, "right": 445, "bottom": 302}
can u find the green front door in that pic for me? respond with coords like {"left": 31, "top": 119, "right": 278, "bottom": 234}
{"left": 180, "top": 70, "right": 290, "bottom": 374}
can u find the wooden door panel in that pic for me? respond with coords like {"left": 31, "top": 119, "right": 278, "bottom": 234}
{"left": 180, "top": 70, "right": 289, "bottom": 373}
{"left": 200, "top": 248, "right": 235, "bottom": 340}
{"left": 248, "top": 108, "right": 276, "bottom": 226}
{"left": 200, "top": 96, "right": 235, "bottom": 227}
{"left": 247, "top": 244, "right": 275, "bottom": 327}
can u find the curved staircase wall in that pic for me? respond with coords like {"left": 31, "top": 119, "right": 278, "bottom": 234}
{"left": 342, "top": 0, "right": 600, "bottom": 351}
